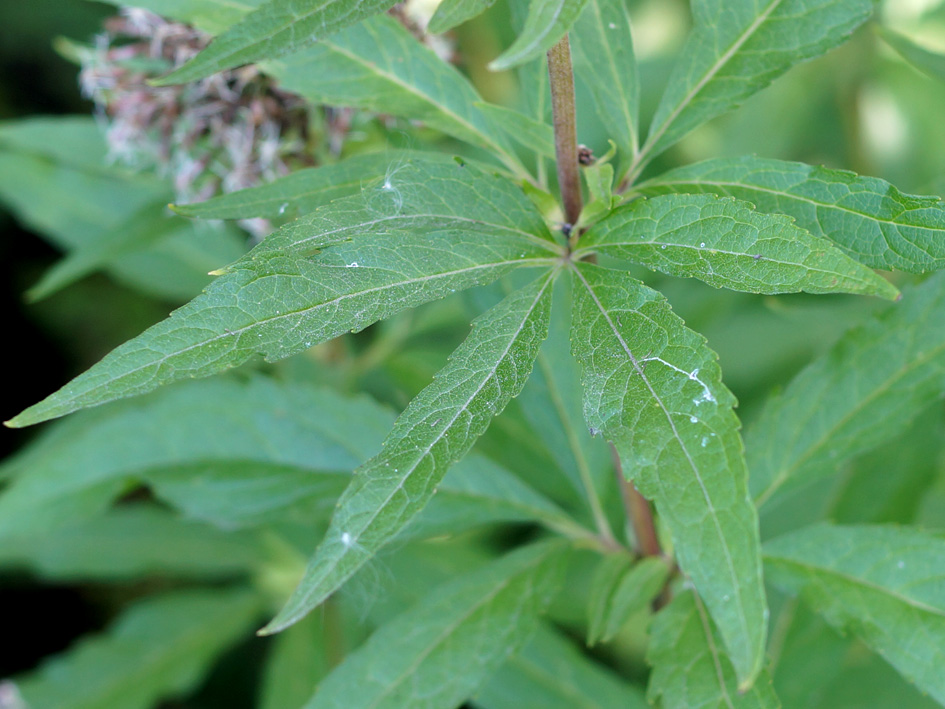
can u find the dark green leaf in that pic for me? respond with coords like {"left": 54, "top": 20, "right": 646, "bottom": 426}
{"left": 748, "top": 271, "right": 945, "bottom": 508}
{"left": 154, "top": 0, "right": 400, "bottom": 85}
{"left": 764, "top": 523, "right": 945, "bottom": 704}
{"left": 647, "top": 591, "right": 780, "bottom": 708}
{"left": 638, "top": 156, "right": 945, "bottom": 273}
{"left": 570, "top": 262, "right": 767, "bottom": 687}
{"left": 303, "top": 542, "right": 566, "bottom": 708}
{"left": 577, "top": 194, "right": 898, "bottom": 298}
{"left": 263, "top": 273, "right": 556, "bottom": 633}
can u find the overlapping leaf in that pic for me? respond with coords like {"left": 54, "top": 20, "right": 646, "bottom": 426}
{"left": 154, "top": 0, "right": 399, "bottom": 85}
{"left": 571, "top": 0, "right": 639, "bottom": 166}
{"left": 303, "top": 542, "right": 566, "bottom": 708}
{"left": 569, "top": 262, "right": 766, "bottom": 687}
{"left": 764, "top": 523, "right": 945, "bottom": 704}
{"left": 587, "top": 555, "right": 670, "bottom": 645}
{"left": 263, "top": 273, "right": 555, "bottom": 633}
{"left": 647, "top": 591, "right": 780, "bottom": 708}
{"left": 264, "top": 17, "right": 526, "bottom": 176}
{"left": 748, "top": 271, "right": 945, "bottom": 508}
{"left": 636, "top": 0, "right": 872, "bottom": 169}
{"left": 8, "top": 157, "right": 559, "bottom": 428}
{"left": 14, "top": 589, "right": 261, "bottom": 709}
{"left": 576, "top": 194, "right": 898, "bottom": 298}
{"left": 639, "top": 156, "right": 945, "bottom": 273}
{"left": 490, "top": 0, "right": 589, "bottom": 71}
{"left": 428, "top": 0, "right": 496, "bottom": 33}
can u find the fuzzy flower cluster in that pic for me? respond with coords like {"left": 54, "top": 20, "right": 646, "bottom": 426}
{"left": 79, "top": 8, "right": 316, "bottom": 206}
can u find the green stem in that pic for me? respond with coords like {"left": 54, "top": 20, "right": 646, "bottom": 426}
{"left": 547, "top": 35, "right": 583, "bottom": 227}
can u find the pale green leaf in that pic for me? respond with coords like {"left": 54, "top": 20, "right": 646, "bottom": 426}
{"left": 647, "top": 591, "right": 780, "bottom": 708}
{"left": 489, "top": 0, "right": 590, "bottom": 71}
{"left": 879, "top": 25, "right": 945, "bottom": 85}
{"left": 638, "top": 156, "right": 945, "bottom": 273}
{"left": 263, "top": 273, "right": 556, "bottom": 633}
{"left": 0, "top": 115, "right": 111, "bottom": 170}
{"left": 587, "top": 555, "right": 670, "bottom": 645}
{"left": 260, "top": 614, "right": 330, "bottom": 709}
{"left": 476, "top": 101, "right": 556, "bottom": 158}
{"left": 14, "top": 588, "right": 261, "bottom": 709}
{"left": 0, "top": 377, "right": 393, "bottom": 538}
{"left": 0, "top": 505, "right": 266, "bottom": 580}
{"left": 428, "top": 0, "right": 496, "bottom": 33}
{"left": 8, "top": 158, "right": 559, "bottom": 428}
{"left": 575, "top": 194, "right": 898, "bottom": 299}
{"left": 569, "top": 262, "right": 766, "bottom": 686}
{"left": 748, "top": 271, "right": 945, "bottom": 508}
{"left": 172, "top": 151, "right": 401, "bottom": 220}
{"left": 264, "top": 17, "right": 527, "bottom": 176}
{"left": 154, "top": 0, "right": 399, "bottom": 85}
{"left": 637, "top": 0, "right": 872, "bottom": 169}
{"left": 475, "top": 622, "right": 648, "bottom": 709}
{"left": 302, "top": 541, "right": 566, "bottom": 709}
{"left": 86, "top": 0, "right": 268, "bottom": 35}
{"left": 571, "top": 0, "right": 639, "bottom": 163}
{"left": 764, "top": 523, "right": 945, "bottom": 704}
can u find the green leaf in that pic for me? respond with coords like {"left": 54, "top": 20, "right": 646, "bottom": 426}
{"left": 86, "top": 0, "right": 268, "bottom": 35}
{"left": 302, "top": 541, "right": 566, "bottom": 708}
{"left": 153, "top": 0, "right": 400, "bottom": 85}
{"left": 571, "top": 0, "right": 639, "bottom": 165}
{"left": 263, "top": 273, "right": 556, "bottom": 633}
{"left": 259, "top": 614, "right": 330, "bottom": 709}
{"left": 878, "top": 25, "right": 945, "bottom": 85}
{"left": 748, "top": 271, "right": 945, "bottom": 508}
{"left": 14, "top": 588, "right": 261, "bottom": 709}
{"left": 475, "top": 622, "right": 649, "bottom": 709}
{"left": 172, "top": 152, "right": 402, "bottom": 221}
{"left": 477, "top": 101, "right": 556, "bottom": 158}
{"left": 0, "top": 505, "right": 266, "bottom": 580}
{"left": 647, "top": 591, "right": 780, "bottom": 708}
{"left": 8, "top": 158, "right": 559, "bottom": 428}
{"left": 764, "top": 523, "right": 945, "bottom": 704}
{"left": 587, "top": 555, "right": 670, "bottom": 645}
{"left": 264, "top": 18, "right": 527, "bottom": 176}
{"left": 489, "top": 0, "right": 590, "bottom": 71}
{"left": 569, "top": 262, "right": 767, "bottom": 687}
{"left": 638, "top": 156, "right": 945, "bottom": 273}
{"left": 0, "top": 377, "right": 394, "bottom": 538}
{"left": 636, "top": 0, "right": 872, "bottom": 169}
{"left": 575, "top": 194, "right": 898, "bottom": 299}
{"left": 428, "top": 0, "right": 497, "bottom": 33}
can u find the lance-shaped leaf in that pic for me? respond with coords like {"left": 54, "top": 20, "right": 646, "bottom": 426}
{"left": 87, "top": 0, "right": 267, "bottom": 35}
{"left": 587, "top": 555, "right": 671, "bottom": 646}
{"left": 637, "top": 0, "right": 872, "bottom": 167}
{"left": 14, "top": 588, "right": 261, "bottom": 709}
{"left": 574, "top": 194, "right": 898, "bottom": 299}
{"left": 172, "top": 151, "right": 402, "bottom": 221}
{"left": 764, "top": 523, "right": 945, "bottom": 704}
{"left": 638, "top": 156, "right": 945, "bottom": 273}
{"left": 571, "top": 0, "right": 639, "bottom": 165}
{"left": 490, "top": 0, "right": 590, "bottom": 71}
{"left": 8, "top": 159, "right": 559, "bottom": 428}
{"left": 569, "top": 262, "right": 766, "bottom": 687}
{"left": 879, "top": 26, "right": 945, "bottom": 85}
{"left": 428, "top": 0, "right": 496, "bottom": 33}
{"left": 262, "top": 273, "right": 556, "bottom": 633}
{"left": 748, "top": 271, "right": 945, "bottom": 508}
{"left": 264, "top": 18, "right": 526, "bottom": 176}
{"left": 303, "top": 541, "right": 566, "bottom": 708}
{"left": 154, "top": 0, "right": 399, "bottom": 85}
{"left": 647, "top": 591, "right": 780, "bottom": 708}
{"left": 477, "top": 102, "right": 556, "bottom": 158}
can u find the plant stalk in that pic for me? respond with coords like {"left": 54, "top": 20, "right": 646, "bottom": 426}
{"left": 547, "top": 36, "right": 583, "bottom": 228}
{"left": 611, "top": 443, "right": 661, "bottom": 557}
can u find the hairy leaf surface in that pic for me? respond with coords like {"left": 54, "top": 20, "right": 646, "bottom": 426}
{"left": 569, "top": 263, "right": 766, "bottom": 686}
{"left": 638, "top": 0, "right": 872, "bottom": 166}
{"left": 639, "top": 156, "right": 945, "bottom": 273}
{"left": 263, "top": 274, "right": 555, "bottom": 633}
{"left": 576, "top": 194, "right": 898, "bottom": 298}
{"left": 764, "top": 523, "right": 945, "bottom": 704}
{"left": 490, "top": 0, "right": 590, "bottom": 71}
{"left": 15, "top": 589, "right": 261, "bottom": 709}
{"left": 154, "top": 0, "right": 399, "bottom": 85}
{"left": 303, "top": 542, "right": 566, "bottom": 708}
{"left": 647, "top": 591, "right": 780, "bottom": 708}
{"left": 748, "top": 271, "right": 945, "bottom": 508}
